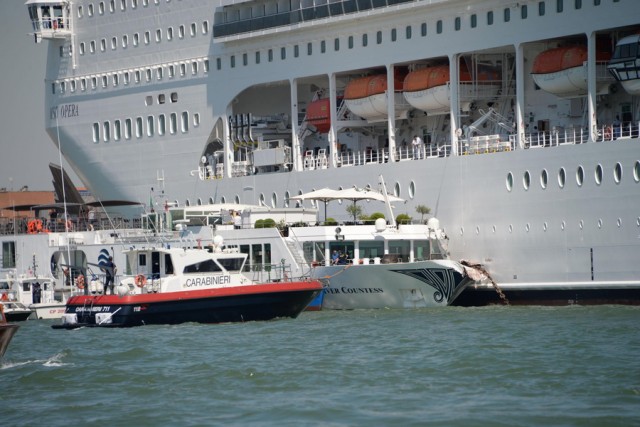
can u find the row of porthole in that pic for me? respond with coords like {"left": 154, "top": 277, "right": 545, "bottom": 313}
{"left": 181, "top": 181, "right": 418, "bottom": 208}
{"left": 506, "top": 161, "right": 640, "bottom": 191}
{"left": 460, "top": 217, "right": 640, "bottom": 236}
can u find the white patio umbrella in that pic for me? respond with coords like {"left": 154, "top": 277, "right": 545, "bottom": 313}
{"left": 332, "top": 187, "right": 404, "bottom": 222}
{"left": 288, "top": 188, "right": 342, "bottom": 221}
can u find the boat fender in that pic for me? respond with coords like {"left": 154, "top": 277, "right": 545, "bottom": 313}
{"left": 135, "top": 274, "right": 147, "bottom": 287}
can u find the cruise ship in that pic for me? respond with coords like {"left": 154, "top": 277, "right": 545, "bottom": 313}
{"left": 21, "top": 0, "right": 640, "bottom": 302}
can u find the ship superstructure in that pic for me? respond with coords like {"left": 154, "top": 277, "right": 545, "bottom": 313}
{"left": 22, "top": 0, "right": 640, "bottom": 294}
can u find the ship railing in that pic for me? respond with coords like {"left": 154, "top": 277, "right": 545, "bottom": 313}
{"left": 516, "top": 122, "right": 640, "bottom": 148}
{"left": 462, "top": 135, "right": 513, "bottom": 155}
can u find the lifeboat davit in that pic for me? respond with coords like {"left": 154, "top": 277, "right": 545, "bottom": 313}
{"left": 343, "top": 74, "right": 409, "bottom": 121}
{"left": 403, "top": 63, "right": 500, "bottom": 114}
{"left": 531, "top": 45, "right": 612, "bottom": 98}
{"left": 306, "top": 98, "right": 332, "bottom": 133}
{"left": 607, "top": 35, "right": 640, "bottom": 95}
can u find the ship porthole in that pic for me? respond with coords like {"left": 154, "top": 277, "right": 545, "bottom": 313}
{"left": 614, "top": 162, "right": 623, "bottom": 184}
{"left": 634, "top": 161, "right": 640, "bottom": 182}
{"left": 579, "top": 220, "right": 584, "bottom": 230}
{"left": 540, "top": 169, "right": 548, "bottom": 189}
{"left": 525, "top": 223, "right": 530, "bottom": 232}
{"left": 506, "top": 172, "right": 513, "bottom": 192}
{"left": 220, "top": 196, "right": 226, "bottom": 204}
{"left": 259, "top": 193, "right": 265, "bottom": 206}
{"left": 576, "top": 166, "right": 584, "bottom": 187}
{"left": 561, "top": 221, "right": 566, "bottom": 230}
{"left": 597, "top": 219, "right": 603, "bottom": 229}
{"left": 394, "top": 182, "right": 401, "bottom": 197}
{"left": 185, "top": 199, "right": 191, "bottom": 207}
{"left": 209, "top": 197, "right": 214, "bottom": 204}
{"left": 543, "top": 222, "right": 548, "bottom": 231}
{"left": 409, "top": 181, "right": 416, "bottom": 199}
{"left": 492, "top": 225, "right": 496, "bottom": 233}
{"left": 271, "top": 193, "right": 277, "bottom": 208}
{"left": 637, "top": 217, "right": 640, "bottom": 227}
{"left": 234, "top": 195, "right": 240, "bottom": 204}
{"left": 595, "top": 164, "right": 603, "bottom": 185}
{"left": 508, "top": 224, "right": 513, "bottom": 233}
{"left": 617, "top": 218, "right": 622, "bottom": 228}
{"left": 284, "top": 191, "right": 291, "bottom": 208}
{"left": 475, "top": 226, "right": 480, "bottom": 235}
{"left": 197, "top": 198, "right": 202, "bottom": 206}
{"left": 459, "top": 227, "right": 464, "bottom": 236}
{"left": 523, "top": 171, "right": 531, "bottom": 190}
{"left": 558, "top": 168, "right": 566, "bottom": 188}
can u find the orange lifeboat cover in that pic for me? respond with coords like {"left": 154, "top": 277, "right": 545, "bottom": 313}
{"left": 403, "top": 63, "right": 473, "bottom": 92}
{"left": 307, "top": 98, "right": 332, "bottom": 133}
{"left": 344, "top": 74, "right": 404, "bottom": 100}
{"left": 532, "top": 45, "right": 611, "bottom": 74}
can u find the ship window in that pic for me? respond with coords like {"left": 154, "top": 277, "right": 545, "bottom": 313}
{"left": 575, "top": 0, "right": 581, "bottom": 8}
{"left": 271, "top": 193, "right": 277, "bottom": 208}
{"left": 576, "top": 165, "right": 584, "bottom": 187}
{"left": 70, "top": 80, "right": 76, "bottom": 92}
{"left": 101, "top": 39, "right": 106, "bottom": 52}
{"left": 124, "top": 72, "right": 130, "bottom": 85}
{"left": 595, "top": 164, "right": 603, "bottom": 185}
{"left": 487, "top": 11, "right": 494, "bottom": 25}
{"left": 102, "top": 75, "right": 108, "bottom": 88}
{"left": 506, "top": 172, "right": 513, "bottom": 191}
{"left": 281, "top": 47, "right": 286, "bottom": 60}
{"left": 503, "top": 8, "right": 510, "bottom": 22}
{"left": 614, "top": 162, "right": 622, "bottom": 183}
{"left": 170, "top": 113, "right": 177, "bottom": 134}
{"left": 157, "top": 67, "right": 163, "bottom": 80}
{"left": 634, "top": 161, "right": 640, "bottom": 182}
{"left": 202, "top": 21, "right": 209, "bottom": 35}
{"left": 190, "top": 23, "right": 197, "bottom": 37}
{"left": 146, "top": 69, "right": 152, "bottom": 82}
{"left": 120, "top": 0, "right": 126, "bottom": 11}
{"left": 470, "top": 14, "right": 477, "bottom": 28}
{"left": 168, "top": 65, "right": 175, "bottom": 78}
{"left": 558, "top": 167, "right": 566, "bottom": 188}
{"left": 409, "top": 181, "right": 416, "bottom": 199}
{"left": 204, "top": 60, "right": 209, "bottom": 72}
{"left": 156, "top": 29, "right": 162, "bottom": 42}
{"left": 132, "top": 0, "right": 138, "bottom": 9}
{"left": 539, "top": 1, "right": 545, "bottom": 16}
{"left": 81, "top": 79, "right": 87, "bottom": 91}
{"left": 158, "top": 114, "right": 166, "bottom": 136}
{"left": 193, "top": 113, "right": 200, "bottom": 127}
{"left": 144, "top": 31, "right": 150, "bottom": 45}
{"left": 230, "top": 55, "right": 235, "bottom": 68}
{"left": 171, "top": 92, "right": 177, "bottom": 102}
{"left": 181, "top": 112, "right": 189, "bottom": 133}
{"left": 192, "top": 61, "right": 198, "bottom": 75}
{"left": 158, "top": 94, "right": 165, "bottom": 104}
{"left": 334, "top": 38, "right": 340, "bottom": 51}
{"left": 167, "top": 27, "right": 174, "bottom": 41}
{"left": 455, "top": 17, "right": 461, "bottom": 30}
{"left": 60, "top": 46, "right": 64, "bottom": 57}
{"left": 80, "top": 42, "right": 85, "bottom": 55}
{"left": 125, "top": 118, "right": 132, "bottom": 139}
{"left": 122, "top": 35, "right": 128, "bottom": 48}
{"left": 183, "top": 259, "right": 222, "bottom": 274}
{"left": 179, "top": 25, "right": 185, "bottom": 39}
{"left": 321, "top": 41, "right": 326, "bottom": 53}
{"left": 268, "top": 49, "right": 273, "bottom": 61}
{"left": 92, "top": 77, "right": 97, "bottom": 89}
{"left": 136, "top": 117, "right": 143, "bottom": 138}
{"left": 394, "top": 182, "right": 400, "bottom": 197}
{"left": 421, "top": 23, "right": 427, "bottom": 36}
{"left": 90, "top": 40, "right": 96, "bottom": 53}
{"left": 523, "top": 171, "right": 530, "bottom": 190}
{"left": 99, "top": 2, "right": 105, "bottom": 15}
{"left": 406, "top": 25, "right": 412, "bottom": 39}
{"left": 143, "top": 0, "right": 149, "bottom": 6}
{"left": 109, "top": 0, "right": 115, "bottom": 13}
{"left": 180, "top": 63, "right": 186, "bottom": 76}
{"left": 259, "top": 193, "right": 265, "bottom": 206}
{"left": 147, "top": 116, "right": 155, "bottom": 136}
{"left": 376, "top": 31, "right": 382, "bottom": 44}
{"left": 92, "top": 123, "right": 100, "bottom": 143}
{"left": 521, "top": 5, "right": 528, "bottom": 18}
{"left": 362, "top": 34, "right": 368, "bottom": 47}
{"left": 135, "top": 70, "right": 141, "bottom": 83}
{"left": 391, "top": 29, "right": 396, "bottom": 42}
{"left": 235, "top": 195, "right": 240, "bottom": 204}
{"left": 78, "top": 5, "right": 83, "bottom": 18}
{"left": 113, "top": 73, "right": 119, "bottom": 86}
{"left": 294, "top": 45, "right": 299, "bottom": 57}
{"left": 103, "top": 121, "right": 110, "bottom": 142}
{"left": 540, "top": 169, "right": 548, "bottom": 188}
{"left": 114, "top": 120, "right": 121, "bottom": 141}
{"left": 243, "top": 53, "right": 248, "bottom": 65}
{"left": 133, "top": 33, "right": 139, "bottom": 46}
{"left": 255, "top": 52, "right": 261, "bottom": 64}
{"left": 60, "top": 81, "right": 66, "bottom": 93}
{"left": 436, "top": 20, "right": 442, "bottom": 34}
{"left": 556, "top": 0, "right": 563, "bottom": 13}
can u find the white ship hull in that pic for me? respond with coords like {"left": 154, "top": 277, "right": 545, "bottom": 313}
{"left": 19, "top": 0, "right": 640, "bottom": 298}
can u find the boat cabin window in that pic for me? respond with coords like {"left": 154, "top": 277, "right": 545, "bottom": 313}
{"left": 414, "top": 240, "right": 431, "bottom": 261}
{"left": 359, "top": 241, "right": 384, "bottom": 259}
{"left": 216, "top": 257, "right": 244, "bottom": 272}
{"left": 164, "top": 254, "right": 174, "bottom": 274}
{"left": 152, "top": 252, "right": 160, "bottom": 277}
{"left": 138, "top": 253, "right": 147, "bottom": 267}
{"left": 388, "top": 241, "right": 410, "bottom": 262}
{"left": 184, "top": 259, "right": 222, "bottom": 273}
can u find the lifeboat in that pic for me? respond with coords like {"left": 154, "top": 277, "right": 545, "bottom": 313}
{"left": 306, "top": 98, "right": 332, "bottom": 133}
{"left": 607, "top": 35, "right": 640, "bottom": 95}
{"left": 531, "top": 45, "right": 612, "bottom": 98}
{"left": 343, "top": 73, "right": 409, "bottom": 121}
{"left": 403, "top": 63, "right": 500, "bottom": 114}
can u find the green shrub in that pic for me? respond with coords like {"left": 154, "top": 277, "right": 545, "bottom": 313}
{"left": 324, "top": 217, "right": 338, "bottom": 226}
{"left": 396, "top": 214, "right": 412, "bottom": 225}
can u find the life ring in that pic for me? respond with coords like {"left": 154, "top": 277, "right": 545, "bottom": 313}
{"left": 135, "top": 274, "right": 147, "bottom": 287}
{"left": 75, "top": 274, "right": 85, "bottom": 289}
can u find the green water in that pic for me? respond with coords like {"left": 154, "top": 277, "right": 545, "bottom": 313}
{"left": 2, "top": 306, "right": 639, "bottom": 426}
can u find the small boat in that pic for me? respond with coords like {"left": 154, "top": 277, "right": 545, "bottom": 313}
{"left": 531, "top": 45, "right": 612, "bottom": 98}
{"left": 0, "top": 304, "right": 19, "bottom": 357}
{"left": 607, "top": 34, "right": 640, "bottom": 95}
{"left": 0, "top": 300, "right": 32, "bottom": 322}
{"left": 53, "top": 238, "right": 322, "bottom": 329}
{"left": 343, "top": 72, "right": 410, "bottom": 121}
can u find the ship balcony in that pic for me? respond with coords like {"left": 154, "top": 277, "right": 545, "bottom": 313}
{"left": 27, "top": 0, "right": 72, "bottom": 43}
{"left": 213, "top": 0, "right": 415, "bottom": 39}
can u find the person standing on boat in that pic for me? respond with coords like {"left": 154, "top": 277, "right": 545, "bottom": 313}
{"left": 412, "top": 135, "right": 423, "bottom": 159}
{"left": 103, "top": 257, "right": 116, "bottom": 295}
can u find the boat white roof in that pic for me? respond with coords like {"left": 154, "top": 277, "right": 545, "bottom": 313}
{"left": 25, "top": 0, "right": 67, "bottom": 5}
